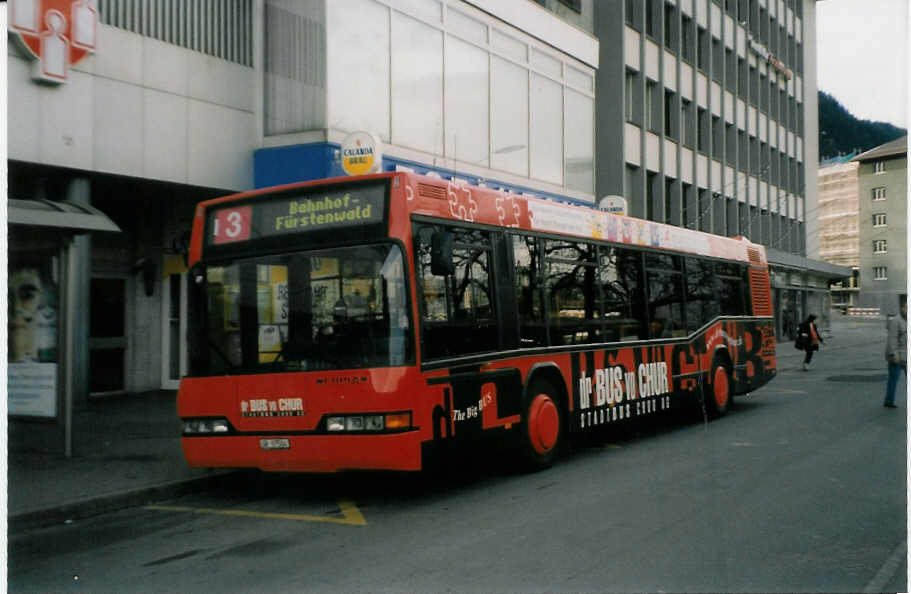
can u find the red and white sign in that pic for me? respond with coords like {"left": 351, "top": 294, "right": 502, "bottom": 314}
{"left": 9, "top": 0, "right": 98, "bottom": 84}
{"left": 212, "top": 206, "right": 253, "bottom": 245}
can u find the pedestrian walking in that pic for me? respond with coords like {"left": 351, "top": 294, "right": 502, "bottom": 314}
{"left": 883, "top": 295, "right": 907, "bottom": 408}
{"left": 796, "top": 314, "right": 823, "bottom": 371}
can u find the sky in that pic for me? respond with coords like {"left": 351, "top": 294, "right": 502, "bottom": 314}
{"left": 816, "top": 0, "right": 909, "bottom": 128}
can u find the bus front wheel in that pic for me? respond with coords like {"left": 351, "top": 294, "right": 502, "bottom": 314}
{"left": 520, "top": 379, "right": 563, "bottom": 470}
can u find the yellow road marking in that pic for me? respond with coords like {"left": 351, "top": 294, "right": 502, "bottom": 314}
{"left": 146, "top": 499, "right": 367, "bottom": 526}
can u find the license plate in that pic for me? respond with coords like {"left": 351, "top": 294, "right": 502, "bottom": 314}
{"left": 260, "top": 438, "right": 290, "bottom": 450}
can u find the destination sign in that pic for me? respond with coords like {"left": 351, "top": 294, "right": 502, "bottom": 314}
{"left": 207, "top": 182, "right": 386, "bottom": 246}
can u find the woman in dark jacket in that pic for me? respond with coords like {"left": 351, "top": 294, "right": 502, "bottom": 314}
{"left": 797, "top": 314, "right": 824, "bottom": 371}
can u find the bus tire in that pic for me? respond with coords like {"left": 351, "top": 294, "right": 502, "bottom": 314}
{"left": 705, "top": 356, "right": 732, "bottom": 417}
{"left": 520, "top": 378, "right": 563, "bottom": 471}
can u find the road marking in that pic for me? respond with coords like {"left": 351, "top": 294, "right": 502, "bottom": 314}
{"left": 863, "top": 540, "right": 906, "bottom": 593}
{"left": 146, "top": 499, "right": 367, "bottom": 526}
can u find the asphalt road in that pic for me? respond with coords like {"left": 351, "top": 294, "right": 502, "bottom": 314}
{"left": 9, "top": 336, "right": 906, "bottom": 593}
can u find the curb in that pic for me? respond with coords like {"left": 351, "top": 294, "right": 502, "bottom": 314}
{"left": 9, "top": 471, "right": 240, "bottom": 534}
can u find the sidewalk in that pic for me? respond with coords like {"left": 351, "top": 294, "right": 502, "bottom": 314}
{"left": 6, "top": 314, "right": 893, "bottom": 533}
{"left": 8, "top": 390, "right": 235, "bottom": 533}
{"left": 776, "top": 313, "right": 889, "bottom": 366}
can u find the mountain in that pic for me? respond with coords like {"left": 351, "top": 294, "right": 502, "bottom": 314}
{"left": 818, "top": 91, "right": 906, "bottom": 160}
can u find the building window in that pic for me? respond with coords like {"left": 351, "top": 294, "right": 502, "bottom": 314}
{"left": 873, "top": 240, "right": 888, "bottom": 254}
{"left": 646, "top": 172, "right": 658, "bottom": 220}
{"left": 646, "top": 80, "right": 660, "bottom": 131}
{"left": 664, "top": 3, "right": 677, "bottom": 48}
{"left": 749, "top": 65, "right": 759, "bottom": 105}
{"left": 558, "top": 0, "right": 582, "bottom": 12}
{"left": 697, "top": 27, "right": 708, "bottom": 70}
{"left": 712, "top": 38, "right": 723, "bottom": 81}
{"left": 873, "top": 186, "right": 886, "bottom": 200}
{"left": 697, "top": 189, "right": 708, "bottom": 231}
{"left": 873, "top": 266, "right": 888, "bottom": 280}
{"left": 726, "top": 124, "right": 736, "bottom": 165}
{"left": 646, "top": 0, "right": 658, "bottom": 38}
{"left": 681, "top": 16, "right": 694, "bottom": 62}
{"left": 873, "top": 213, "right": 887, "bottom": 227}
{"left": 681, "top": 99, "right": 694, "bottom": 147}
{"left": 665, "top": 178, "right": 675, "bottom": 224}
{"left": 874, "top": 160, "right": 885, "bottom": 174}
{"left": 697, "top": 108, "right": 708, "bottom": 152}
{"left": 626, "top": 0, "right": 639, "bottom": 28}
{"left": 738, "top": 131, "right": 747, "bottom": 170}
{"left": 738, "top": 58, "right": 747, "bottom": 99}
{"left": 665, "top": 89, "right": 677, "bottom": 139}
{"left": 625, "top": 71, "right": 635, "bottom": 122}
{"left": 712, "top": 115, "right": 723, "bottom": 156}
{"left": 725, "top": 49, "right": 736, "bottom": 84}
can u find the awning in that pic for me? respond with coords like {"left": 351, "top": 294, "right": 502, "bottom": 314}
{"left": 765, "top": 247, "right": 852, "bottom": 279}
{"left": 8, "top": 199, "right": 121, "bottom": 233}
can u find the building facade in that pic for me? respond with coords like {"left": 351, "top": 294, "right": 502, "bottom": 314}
{"left": 816, "top": 157, "right": 859, "bottom": 308}
{"left": 256, "top": 0, "right": 598, "bottom": 202}
{"left": 855, "top": 136, "right": 908, "bottom": 315}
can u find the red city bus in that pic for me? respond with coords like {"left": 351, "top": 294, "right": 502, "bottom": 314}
{"left": 178, "top": 171, "right": 776, "bottom": 472}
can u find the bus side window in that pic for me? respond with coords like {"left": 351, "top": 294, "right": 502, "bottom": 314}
{"left": 415, "top": 224, "right": 498, "bottom": 359}
{"left": 599, "top": 246, "right": 646, "bottom": 342}
{"left": 512, "top": 234, "right": 546, "bottom": 348}
{"left": 741, "top": 265, "right": 753, "bottom": 314}
{"left": 645, "top": 253, "right": 685, "bottom": 339}
{"left": 685, "top": 257, "right": 720, "bottom": 331}
{"left": 544, "top": 240, "right": 599, "bottom": 346}
{"left": 716, "top": 262, "right": 745, "bottom": 315}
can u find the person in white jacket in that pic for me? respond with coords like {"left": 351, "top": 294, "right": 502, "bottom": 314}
{"left": 883, "top": 295, "right": 907, "bottom": 408}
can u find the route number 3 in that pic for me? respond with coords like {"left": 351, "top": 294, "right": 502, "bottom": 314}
{"left": 213, "top": 206, "right": 252, "bottom": 244}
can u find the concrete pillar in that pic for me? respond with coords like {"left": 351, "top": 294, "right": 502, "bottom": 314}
{"left": 67, "top": 178, "right": 92, "bottom": 412}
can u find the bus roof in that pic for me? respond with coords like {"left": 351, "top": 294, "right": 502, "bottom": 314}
{"left": 192, "top": 171, "right": 767, "bottom": 267}
{"left": 397, "top": 171, "right": 768, "bottom": 266}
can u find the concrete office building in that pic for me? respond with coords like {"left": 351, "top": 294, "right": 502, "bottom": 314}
{"left": 593, "top": 0, "right": 848, "bottom": 337}
{"left": 854, "top": 136, "right": 908, "bottom": 315}
{"left": 817, "top": 156, "right": 859, "bottom": 309}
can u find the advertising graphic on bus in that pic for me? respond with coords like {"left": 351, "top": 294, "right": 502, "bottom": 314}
{"left": 178, "top": 171, "right": 776, "bottom": 473}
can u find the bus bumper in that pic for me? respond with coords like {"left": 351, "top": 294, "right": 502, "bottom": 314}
{"left": 181, "top": 431, "right": 423, "bottom": 473}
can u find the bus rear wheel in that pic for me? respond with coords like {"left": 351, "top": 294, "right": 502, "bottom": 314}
{"left": 520, "top": 379, "right": 563, "bottom": 470}
{"left": 705, "top": 358, "right": 732, "bottom": 417}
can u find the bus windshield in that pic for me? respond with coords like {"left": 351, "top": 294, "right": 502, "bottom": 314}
{"left": 188, "top": 243, "right": 412, "bottom": 375}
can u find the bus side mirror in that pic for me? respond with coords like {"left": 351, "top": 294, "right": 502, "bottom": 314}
{"left": 431, "top": 231, "right": 455, "bottom": 276}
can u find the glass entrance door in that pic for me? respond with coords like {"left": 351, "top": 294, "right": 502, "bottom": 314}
{"left": 89, "top": 277, "right": 127, "bottom": 394}
{"left": 162, "top": 272, "right": 187, "bottom": 389}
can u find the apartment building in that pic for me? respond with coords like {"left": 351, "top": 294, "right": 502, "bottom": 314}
{"left": 855, "top": 136, "right": 908, "bottom": 315}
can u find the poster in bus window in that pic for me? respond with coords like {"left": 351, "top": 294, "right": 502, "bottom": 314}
{"left": 272, "top": 282, "right": 288, "bottom": 323}
{"left": 8, "top": 257, "right": 58, "bottom": 418}
{"left": 257, "top": 284, "right": 273, "bottom": 323}
{"left": 259, "top": 325, "right": 282, "bottom": 355}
